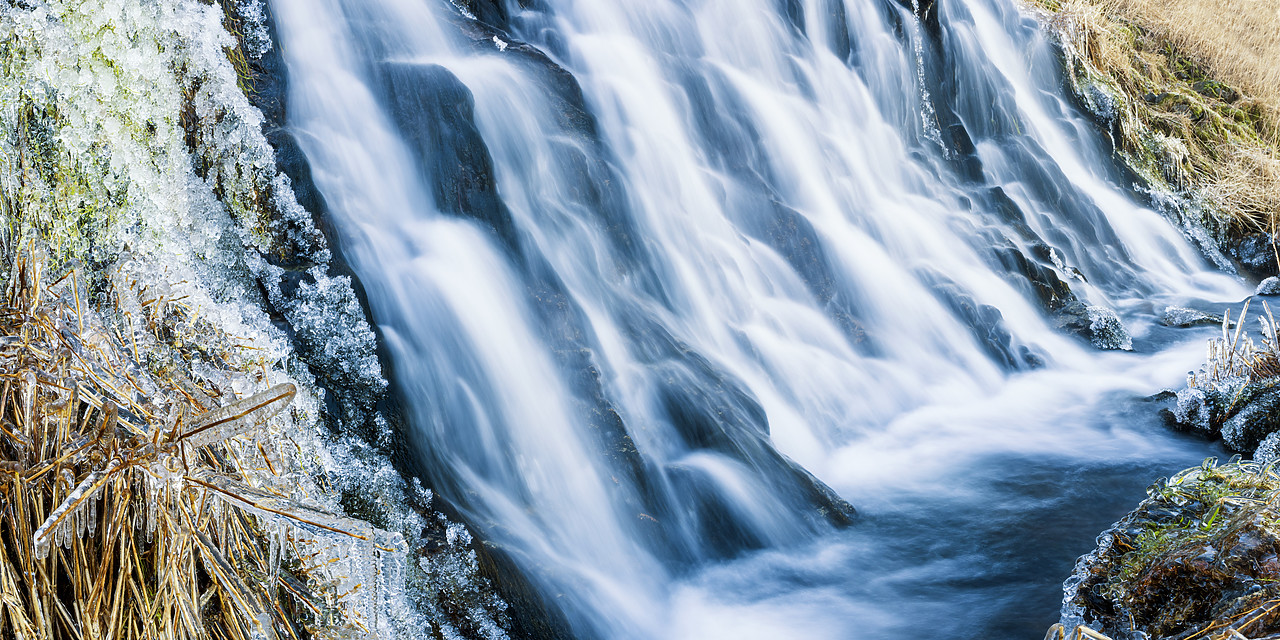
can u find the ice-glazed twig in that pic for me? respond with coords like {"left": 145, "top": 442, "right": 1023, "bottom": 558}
{"left": 32, "top": 458, "right": 124, "bottom": 556}
{"left": 187, "top": 471, "right": 378, "bottom": 544}
{"left": 175, "top": 383, "right": 296, "bottom": 449}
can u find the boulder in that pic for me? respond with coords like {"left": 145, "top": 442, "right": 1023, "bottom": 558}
{"left": 1257, "top": 276, "right": 1280, "bottom": 296}
{"left": 1061, "top": 460, "right": 1280, "bottom": 640}
{"left": 1170, "top": 386, "right": 1214, "bottom": 434}
{"left": 1160, "top": 377, "right": 1280, "bottom": 454}
{"left": 1255, "top": 431, "right": 1280, "bottom": 465}
{"left": 1160, "top": 305, "right": 1224, "bottom": 327}
{"left": 1231, "top": 232, "right": 1279, "bottom": 279}
{"left": 1056, "top": 302, "right": 1133, "bottom": 350}
{"left": 1221, "top": 384, "right": 1280, "bottom": 452}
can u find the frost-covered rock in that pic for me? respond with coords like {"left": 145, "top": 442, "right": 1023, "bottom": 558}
{"left": 1255, "top": 431, "right": 1280, "bottom": 465}
{"left": 1056, "top": 302, "right": 1133, "bottom": 350}
{"left": 1171, "top": 386, "right": 1213, "bottom": 434}
{"left": 226, "top": 0, "right": 273, "bottom": 59}
{"left": 1221, "top": 383, "right": 1280, "bottom": 452}
{"left": 1256, "top": 276, "right": 1280, "bottom": 296}
{"left": 1164, "top": 374, "right": 1280, "bottom": 455}
{"left": 1161, "top": 305, "right": 1223, "bottom": 328}
{"left": 1166, "top": 375, "right": 1246, "bottom": 436}
{"left": 1232, "top": 232, "right": 1279, "bottom": 279}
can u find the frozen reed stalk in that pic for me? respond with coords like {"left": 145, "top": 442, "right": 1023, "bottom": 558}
{"left": 174, "top": 382, "right": 296, "bottom": 449}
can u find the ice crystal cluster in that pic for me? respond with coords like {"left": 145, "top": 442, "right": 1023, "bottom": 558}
{"left": 1, "top": 0, "right": 510, "bottom": 637}
{"left": 0, "top": 0, "right": 383, "bottom": 411}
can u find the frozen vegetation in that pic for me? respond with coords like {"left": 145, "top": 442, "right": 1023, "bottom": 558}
{"left": 0, "top": 0, "right": 509, "bottom": 637}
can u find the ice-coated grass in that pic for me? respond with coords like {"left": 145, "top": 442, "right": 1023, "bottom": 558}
{"left": 0, "top": 0, "right": 382, "bottom": 405}
{"left": 0, "top": 0, "right": 510, "bottom": 637}
{"left": 0, "top": 250, "right": 410, "bottom": 639}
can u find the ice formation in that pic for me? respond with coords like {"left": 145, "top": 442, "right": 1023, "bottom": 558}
{"left": 1, "top": 0, "right": 510, "bottom": 636}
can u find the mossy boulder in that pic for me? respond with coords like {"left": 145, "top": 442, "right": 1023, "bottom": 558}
{"left": 1062, "top": 460, "right": 1280, "bottom": 639}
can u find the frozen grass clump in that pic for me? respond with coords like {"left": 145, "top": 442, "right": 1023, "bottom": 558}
{"left": 1162, "top": 299, "right": 1280, "bottom": 452}
{"left": 1057, "top": 459, "right": 1280, "bottom": 639}
{"left": 0, "top": 250, "right": 410, "bottom": 639}
{"left": 1, "top": 0, "right": 512, "bottom": 636}
{"left": 1190, "top": 299, "right": 1280, "bottom": 390}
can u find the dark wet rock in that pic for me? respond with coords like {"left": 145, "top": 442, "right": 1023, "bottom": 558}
{"left": 899, "top": 0, "right": 941, "bottom": 41}
{"left": 244, "top": 4, "right": 287, "bottom": 129}
{"left": 944, "top": 122, "right": 984, "bottom": 183}
{"left": 1061, "top": 460, "right": 1280, "bottom": 640}
{"left": 991, "top": 243, "right": 1076, "bottom": 312}
{"left": 456, "top": 0, "right": 511, "bottom": 30}
{"left": 1221, "top": 382, "right": 1280, "bottom": 452}
{"left": 1257, "top": 277, "right": 1280, "bottom": 296}
{"left": 1055, "top": 302, "right": 1133, "bottom": 350}
{"left": 779, "top": 0, "right": 806, "bottom": 36}
{"left": 650, "top": 349, "right": 858, "bottom": 535}
{"left": 921, "top": 272, "right": 1039, "bottom": 370}
{"left": 1161, "top": 305, "right": 1224, "bottom": 328}
{"left": 1230, "top": 232, "right": 1279, "bottom": 279}
{"left": 822, "top": 0, "right": 854, "bottom": 63}
{"left": 381, "top": 62, "right": 521, "bottom": 254}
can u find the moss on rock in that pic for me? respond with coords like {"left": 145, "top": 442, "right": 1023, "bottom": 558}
{"left": 1063, "top": 459, "right": 1280, "bottom": 639}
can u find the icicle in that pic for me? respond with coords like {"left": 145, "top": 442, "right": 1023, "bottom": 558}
{"left": 21, "top": 369, "right": 37, "bottom": 430}
{"left": 86, "top": 490, "right": 98, "bottom": 536}
{"left": 146, "top": 475, "right": 159, "bottom": 543}
{"left": 32, "top": 463, "right": 114, "bottom": 552}
{"left": 74, "top": 495, "right": 86, "bottom": 539}
{"left": 266, "top": 520, "right": 283, "bottom": 593}
{"left": 197, "top": 471, "right": 374, "bottom": 542}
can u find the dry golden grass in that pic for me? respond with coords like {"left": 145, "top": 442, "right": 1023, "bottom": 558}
{"left": 0, "top": 248, "right": 381, "bottom": 639}
{"left": 1036, "top": 0, "right": 1280, "bottom": 238}
{"left": 1108, "top": 0, "right": 1280, "bottom": 137}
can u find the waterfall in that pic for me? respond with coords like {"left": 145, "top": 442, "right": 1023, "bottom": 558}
{"left": 268, "top": 0, "right": 1245, "bottom": 636}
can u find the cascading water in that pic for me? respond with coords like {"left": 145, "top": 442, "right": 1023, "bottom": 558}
{"left": 268, "top": 0, "right": 1248, "bottom": 636}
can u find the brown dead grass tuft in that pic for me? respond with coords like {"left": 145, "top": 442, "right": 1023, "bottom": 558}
{"left": 1109, "top": 0, "right": 1280, "bottom": 140}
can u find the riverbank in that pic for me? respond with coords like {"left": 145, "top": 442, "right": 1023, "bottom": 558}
{"left": 1030, "top": 0, "right": 1280, "bottom": 270}
{"left": 0, "top": 0, "right": 509, "bottom": 637}
{"left": 1031, "top": 2, "right": 1280, "bottom": 637}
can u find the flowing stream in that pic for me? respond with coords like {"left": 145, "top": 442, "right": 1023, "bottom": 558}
{"left": 267, "top": 0, "right": 1249, "bottom": 637}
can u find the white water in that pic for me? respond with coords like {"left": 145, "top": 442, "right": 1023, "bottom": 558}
{"left": 269, "top": 0, "right": 1247, "bottom": 636}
